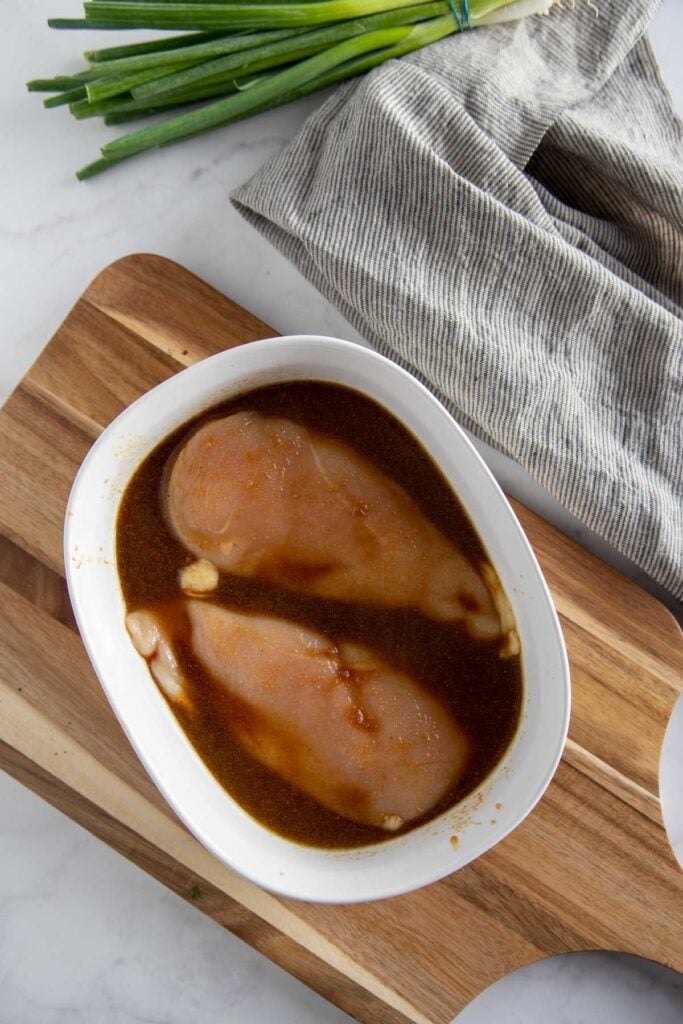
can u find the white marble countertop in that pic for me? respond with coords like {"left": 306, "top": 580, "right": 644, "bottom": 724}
{"left": 1, "top": 2, "right": 681, "bottom": 1021}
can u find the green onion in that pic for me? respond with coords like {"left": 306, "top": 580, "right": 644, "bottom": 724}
{"left": 44, "top": 85, "right": 89, "bottom": 107}
{"left": 71, "top": 74, "right": 243, "bottom": 118}
{"left": 85, "top": 31, "right": 228, "bottom": 63}
{"left": 82, "top": 0, "right": 431, "bottom": 32}
{"left": 86, "top": 27, "right": 310, "bottom": 74}
{"left": 48, "top": 17, "right": 125, "bottom": 28}
{"left": 77, "top": 154, "right": 133, "bottom": 179}
{"left": 28, "top": 75, "right": 96, "bottom": 91}
{"left": 85, "top": 60, "right": 203, "bottom": 101}
{"left": 100, "top": 25, "right": 413, "bottom": 159}
{"left": 100, "top": 23, "right": 421, "bottom": 161}
{"left": 132, "top": 3, "right": 445, "bottom": 100}
{"left": 30, "top": 69, "right": 110, "bottom": 89}
{"left": 103, "top": 100, "right": 205, "bottom": 123}
{"left": 155, "top": 11, "right": 455, "bottom": 144}
{"left": 31, "top": 0, "right": 554, "bottom": 179}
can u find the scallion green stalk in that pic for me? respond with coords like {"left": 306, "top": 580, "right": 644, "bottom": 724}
{"left": 131, "top": 2, "right": 445, "bottom": 100}
{"left": 82, "top": 0, "right": 432, "bottom": 32}
{"left": 85, "top": 27, "right": 309, "bottom": 74}
{"left": 85, "top": 59, "right": 204, "bottom": 101}
{"left": 43, "top": 85, "right": 89, "bottom": 107}
{"left": 71, "top": 73, "right": 243, "bottom": 119}
{"left": 85, "top": 30, "right": 228, "bottom": 63}
{"left": 155, "top": 11, "right": 455, "bottom": 144}
{"left": 48, "top": 17, "right": 125, "bottom": 28}
{"left": 100, "top": 24, "right": 415, "bottom": 161}
{"left": 28, "top": 75, "right": 97, "bottom": 91}
{"left": 77, "top": 154, "right": 133, "bottom": 178}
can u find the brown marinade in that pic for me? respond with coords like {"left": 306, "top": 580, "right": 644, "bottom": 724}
{"left": 117, "top": 381, "right": 523, "bottom": 848}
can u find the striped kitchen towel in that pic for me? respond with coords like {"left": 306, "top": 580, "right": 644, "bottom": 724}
{"left": 232, "top": 0, "right": 683, "bottom": 600}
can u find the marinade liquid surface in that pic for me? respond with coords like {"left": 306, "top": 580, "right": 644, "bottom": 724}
{"left": 117, "top": 381, "right": 523, "bottom": 848}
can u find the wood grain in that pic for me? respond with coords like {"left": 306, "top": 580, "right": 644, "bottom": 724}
{"left": 0, "top": 254, "right": 680, "bottom": 1023}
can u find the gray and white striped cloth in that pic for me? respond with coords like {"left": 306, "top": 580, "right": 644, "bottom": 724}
{"left": 232, "top": 0, "right": 683, "bottom": 600}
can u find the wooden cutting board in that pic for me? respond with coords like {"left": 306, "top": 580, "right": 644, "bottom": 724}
{"left": 1, "top": 254, "right": 681, "bottom": 1023}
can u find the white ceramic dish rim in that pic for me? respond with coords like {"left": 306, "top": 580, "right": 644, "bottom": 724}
{"left": 65, "top": 335, "right": 570, "bottom": 903}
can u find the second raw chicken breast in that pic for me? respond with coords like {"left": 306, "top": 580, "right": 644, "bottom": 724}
{"left": 187, "top": 602, "right": 469, "bottom": 830}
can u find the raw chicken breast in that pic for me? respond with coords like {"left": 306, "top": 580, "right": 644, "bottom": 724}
{"left": 188, "top": 602, "right": 469, "bottom": 830}
{"left": 166, "top": 412, "right": 501, "bottom": 638}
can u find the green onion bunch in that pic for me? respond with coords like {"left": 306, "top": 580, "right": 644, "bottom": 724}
{"left": 28, "top": 0, "right": 556, "bottom": 179}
